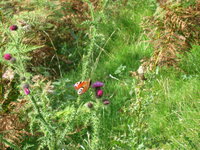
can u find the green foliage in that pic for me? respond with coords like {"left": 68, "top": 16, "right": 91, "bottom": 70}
{"left": 142, "top": 66, "right": 200, "bottom": 149}
{"left": 1, "top": 0, "right": 199, "bottom": 150}
{"left": 180, "top": 45, "right": 200, "bottom": 74}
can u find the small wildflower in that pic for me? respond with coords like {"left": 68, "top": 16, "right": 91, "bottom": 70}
{"left": 3, "top": 54, "right": 12, "bottom": 60}
{"left": 10, "top": 57, "right": 16, "bottom": 63}
{"left": 92, "top": 81, "right": 104, "bottom": 88}
{"left": 23, "top": 83, "right": 29, "bottom": 89}
{"left": 103, "top": 99, "right": 110, "bottom": 105}
{"left": 96, "top": 89, "right": 103, "bottom": 98}
{"left": 9, "top": 25, "right": 18, "bottom": 31}
{"left": 87, "top": 102, "right": 93, "bottom": 108}
{"left": 24, "top": 88, "right": 30, "bottom": 95}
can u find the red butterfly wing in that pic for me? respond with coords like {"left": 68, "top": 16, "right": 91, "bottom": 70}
{"left": 74, "top": 81, "right": 84, "bottom": 90}
{"left": 74, "top": 79, "right": 91, "bottom": 95}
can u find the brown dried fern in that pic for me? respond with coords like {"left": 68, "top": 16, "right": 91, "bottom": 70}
{"left": 60, "top": 0, "right": 100, "bottom": 29}
{"left": 142, "top": 1, "right": 200, "bottom": 71}
{"left": 0, "top": 113, "right": 30, "bottom": 150}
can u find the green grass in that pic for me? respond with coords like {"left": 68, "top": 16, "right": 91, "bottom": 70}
{"left": 71, "top": 1, "right": 199, "bottom": 150}
{"left": 143, "top": 66, "right": 200, "bottom": 149}
{"left": 50, "top": 1, "right": 200, "bottom": 149}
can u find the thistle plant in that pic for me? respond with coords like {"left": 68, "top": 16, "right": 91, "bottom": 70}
{"left": 0, "top": 17, "right": 58, "bottom": 149}
{"left": 73, "top": 1, "right": 112, "bottom": 149}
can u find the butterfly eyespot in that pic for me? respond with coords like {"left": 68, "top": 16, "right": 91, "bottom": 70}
{"left": 77, "top": 88, "right": 83, "bottom": 95}
{"left": 74, "top": 82, "right": 81, "bottom": 87}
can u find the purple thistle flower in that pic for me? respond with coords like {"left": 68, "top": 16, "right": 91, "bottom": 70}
{"left": 9, "top": 25, "right": 18, "bottom": 31}
{"left": 24, "top": 88, "right": 30, "bottom": 95}
{"left": 92, "top": 81, "right": 104, "bottom": 88}
{"left": 3, "top": 54, "right": 12, "bottom": 60}
{"left": 103, "top": 99, "right": 110, "bottom": 105}
{"left": 96, "top": 89, "right": 103, "bottom": 98}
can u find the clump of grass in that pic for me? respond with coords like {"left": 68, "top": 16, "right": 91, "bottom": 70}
{"left": 179, "top": 45, "right": 200, "bottom": 74}
{"left": 142, "top": 66, "right": 200, "bottom": 149}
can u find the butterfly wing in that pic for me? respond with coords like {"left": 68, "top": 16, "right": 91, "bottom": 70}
{"left": 74, "top": 81, "right": 83, "bottom": 90}
{"left": 74, "top": 79, "right": 91, "bottom": 95}
{"left": 79, "top": 80, "right": 91, "bottom": 94}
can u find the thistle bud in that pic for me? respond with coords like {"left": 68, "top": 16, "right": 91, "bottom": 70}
{"left": 103, "top": 99, "right": 110, "bottom": 105}
{"left": 96, "top": 89, "right": 103, "bottom": 98}
{"left": 87, "top": 102, "right": 93, "bottom": 108}
{"left": 22, "top": 83, "right": 29, "bottom": 89}
{"left": 20, "top": 77, "right": 26, "bottom": 81}
{"left": 9, "top": 25, "right": 18, "bottom": 31}
{"left": 24, "top": 88, "right": 30, "bottom": 95}
{"left": 3, "top": 54, "right": 12, "bottom": 60}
